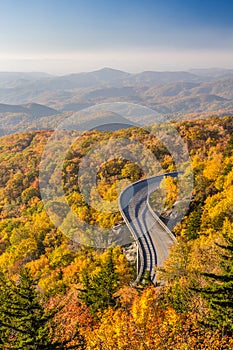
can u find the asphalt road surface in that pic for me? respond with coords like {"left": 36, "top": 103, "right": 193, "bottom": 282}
{"left": 119, "top": 172, "right": 179, "bottom": 283}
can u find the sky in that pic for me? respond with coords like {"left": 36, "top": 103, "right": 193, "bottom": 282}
{"left": 0, "top": 0, "right": 233, "bottom": 74}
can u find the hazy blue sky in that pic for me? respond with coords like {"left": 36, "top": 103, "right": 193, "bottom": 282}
{"left": 1, "top": 0, "right": 233, "bottom": 73}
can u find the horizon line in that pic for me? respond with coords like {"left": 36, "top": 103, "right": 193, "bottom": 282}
{"left": 1, "top": 66, "right": 233, "bottom": 76}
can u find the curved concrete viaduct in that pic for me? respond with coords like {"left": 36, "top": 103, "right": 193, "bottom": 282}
{"left": 119, "top": 172, "right": 179, "bottom": 283}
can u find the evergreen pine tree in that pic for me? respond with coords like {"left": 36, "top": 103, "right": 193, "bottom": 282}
{"left": 0, "top": 268, "right": 84, "bottom": 349}
{"left": 0, "top": 273, "right": 14, "bottom": 347}
{"left": 198, "top": 234, "right": 233, "bottom": 336}
{"left": 79, "top": 248, "right": 120, "bottom": 317}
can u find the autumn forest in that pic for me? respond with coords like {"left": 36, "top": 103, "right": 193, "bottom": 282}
{"left": 0, "top": 116, "right": 232, "bottom": 349}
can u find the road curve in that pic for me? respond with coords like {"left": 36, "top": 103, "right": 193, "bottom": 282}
{"left": 119, "top": 172, "right": 179, "bottom": 284}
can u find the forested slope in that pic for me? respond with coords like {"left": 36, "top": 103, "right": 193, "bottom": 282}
{"left": 0, "top": 116, "right": 232, "bottom": 349}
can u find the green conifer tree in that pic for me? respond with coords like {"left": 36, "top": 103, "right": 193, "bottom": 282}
{"left": 0, "top": 268, "right": 84, "bottom": 349}
{"left": 199, "top": 234, "right": 233, "bottom": 336}
{"left": 79, "top": 248, "right": 120, "bottom": 317}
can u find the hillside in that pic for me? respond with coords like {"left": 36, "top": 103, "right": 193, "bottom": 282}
{"left": 1, "top": 68, "right": 233, "bottom": 118}
{"left": 0, "top": 103, "right": 63, "bottom": 136}
{"left": 0, "top": 102, "right": 58, "bottom": 116}
{"left": 0, "top": 116, "right": 232, "bottom": 348}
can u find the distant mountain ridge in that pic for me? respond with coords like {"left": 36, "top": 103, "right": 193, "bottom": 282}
{"left": 1, "top": 67, "right": 233, "bottom": 89}
{"left": 0, "top": 67, "right": 233, "bottom": 127}
{"left": 0, "top": 103, "right": 58, "bottom": 117}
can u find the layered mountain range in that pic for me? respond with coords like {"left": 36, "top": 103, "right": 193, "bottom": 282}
{"left": 0, "top": 67, "right": 233, "bottom": 135}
